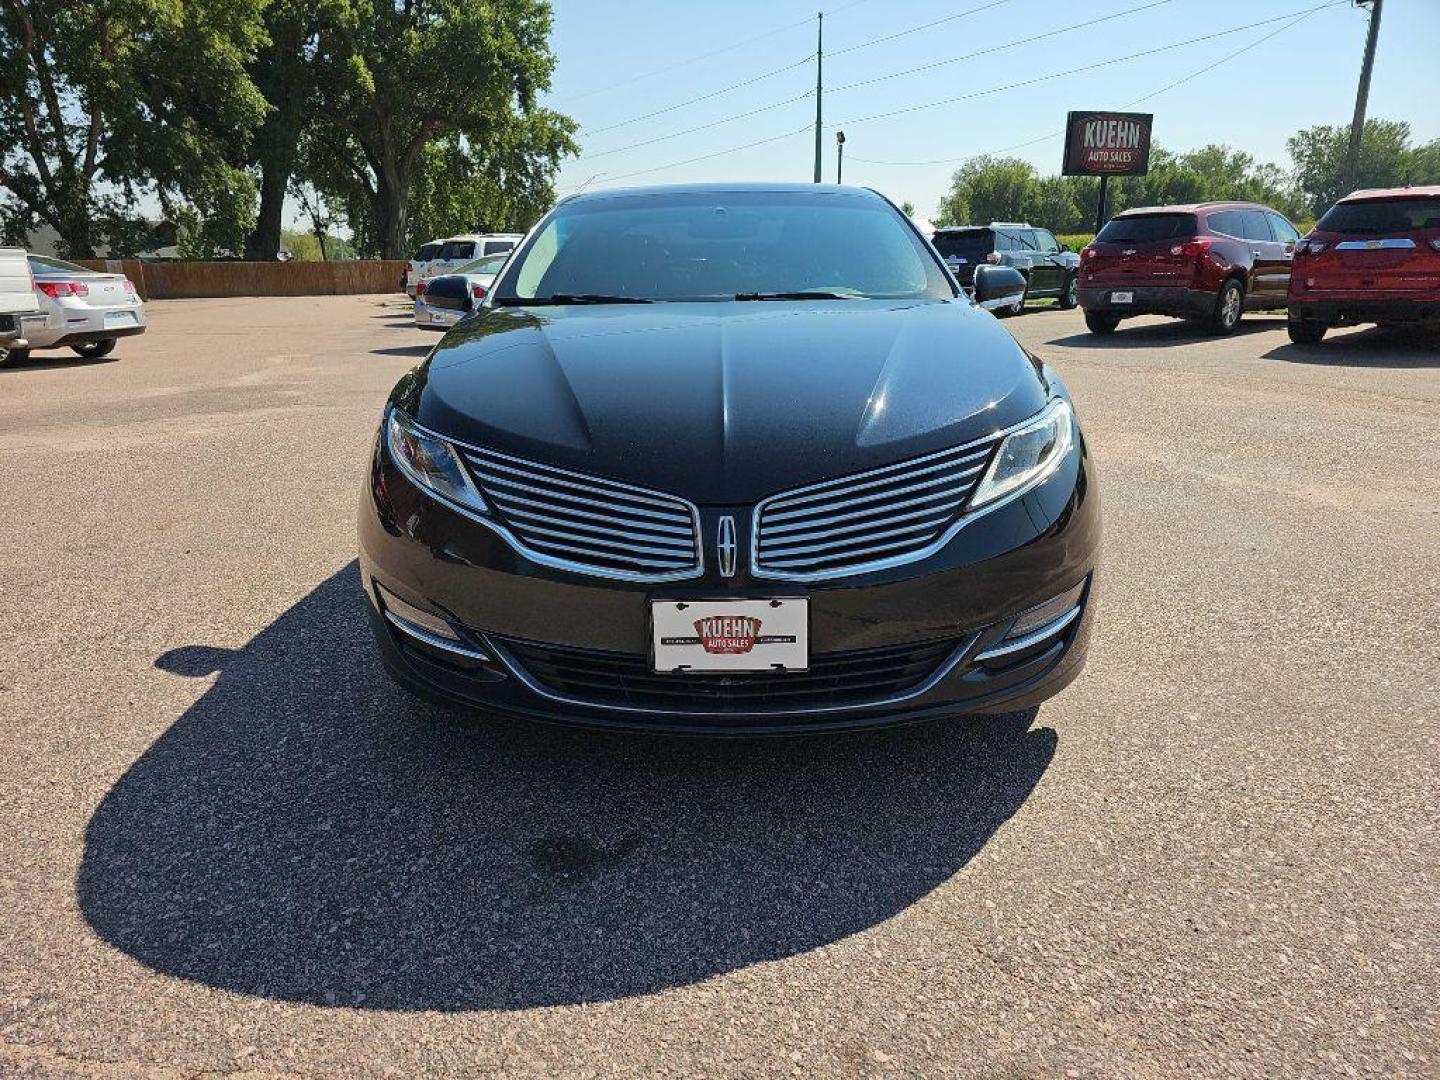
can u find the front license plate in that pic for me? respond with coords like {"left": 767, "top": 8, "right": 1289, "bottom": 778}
{"left": 651, "top": 598, "right": 808, "bottom": 673}
{"left": 1110, "top": 291, "right": 1134, "bottom": 304}
{"left": 104, "top": 310, "right": 138, "bottom": 327}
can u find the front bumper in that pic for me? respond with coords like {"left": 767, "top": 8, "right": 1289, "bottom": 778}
{"left": 358, "top": 428, "right": 1100, "bottom": 735}
{"left": 1078, "top": 284, "right": 1213, "bottom": 319}
{"left": 1289, "top": 296, "right": 1440, "bottom": 327}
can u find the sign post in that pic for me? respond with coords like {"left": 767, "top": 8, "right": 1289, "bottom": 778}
{"left": 1061, "top": 110, "right": 1154, "bottom": 233}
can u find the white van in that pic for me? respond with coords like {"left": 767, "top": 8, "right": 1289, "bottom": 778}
{"left": 0, "top": 247, "right": 40, "bottom": 364}
{"left": 421, "top": 233, "right": 524, "bottom": 284}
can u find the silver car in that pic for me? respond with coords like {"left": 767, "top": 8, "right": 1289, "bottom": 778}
{"left": 15, "top": 254, "right": 146, "bottom": 361}
{"left": 413, "top": 252, "right": 510, "bottom": 329}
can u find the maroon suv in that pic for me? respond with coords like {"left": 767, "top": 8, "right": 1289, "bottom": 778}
{"left": 1078, "top": 202, "right": 1302, "bottom": 335}
{"left": 1287, "top": 186, "right": 1440, "bottom": 344}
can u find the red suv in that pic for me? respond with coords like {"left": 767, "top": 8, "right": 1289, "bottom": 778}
{"left": 1287, "top": 186, "right": 1440, "bottom": 345}
{"left": 1078, "top": 202, "right": 1301, "bottom": 335}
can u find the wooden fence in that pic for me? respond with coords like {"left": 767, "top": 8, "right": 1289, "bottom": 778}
{"left": 75, "top": 259, "right": 407, "bottom": 300}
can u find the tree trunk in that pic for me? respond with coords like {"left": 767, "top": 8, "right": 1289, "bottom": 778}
{"left": 374, "top": 171, "right": 409, "bottom": 260}
{"left": 246, "top": 158, "right": 290, "bottom": 260}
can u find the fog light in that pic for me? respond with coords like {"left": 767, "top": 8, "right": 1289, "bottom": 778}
{"left": 374, "top": 582, "right": 491, "bottom": 661}
{"left": 1006, "top": 579, "right": 1086, "bottom": 639}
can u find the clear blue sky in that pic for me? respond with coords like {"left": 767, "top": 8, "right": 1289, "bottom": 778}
{"left": 543, "top": 0, "right": 1440, "bottom": 221}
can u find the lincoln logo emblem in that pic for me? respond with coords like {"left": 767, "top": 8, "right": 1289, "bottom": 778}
{"left": 717, "top": 515, "right": 737, "bottom": 578}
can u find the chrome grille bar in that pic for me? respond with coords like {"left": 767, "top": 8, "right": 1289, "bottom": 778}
{"left": 752, "top": 437, "right": 1000, "bottom": 580}
{"left": 461, "top": 446, "right": 703, "bottom": 581}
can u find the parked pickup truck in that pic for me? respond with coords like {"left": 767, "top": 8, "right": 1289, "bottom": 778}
{"left": 0, "top": 247, "right": 40, "bottom": 365}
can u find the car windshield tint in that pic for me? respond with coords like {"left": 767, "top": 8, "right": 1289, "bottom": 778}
{"left": 932, "top": 231, "right": 993, "bottom": 258}
{"left": 29, "top": 254, "right": 91, "bottom": 274}
{"left": 455, "top": 253, "right": 509, "bottom": 275}
{"left": 496, "top": 190, "right": 953, "bottom": 302}
{"left": 1318, "top": 198, "right": 1440, "bottom": 233}
{"left": 415, "top": 244, "right": 440, "bottom": 261}
{"left": 1095, "top": 214, "right": 1196, "bottom": 243}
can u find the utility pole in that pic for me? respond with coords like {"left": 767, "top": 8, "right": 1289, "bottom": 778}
{"left": 1343, "top": 0, "right": 1383, "bottom": 192}
{"left": 813, "top": 12, "right": 823, "bottom": 183}
{"left": 835, "top": 131, "right": 846, "bottom": 184}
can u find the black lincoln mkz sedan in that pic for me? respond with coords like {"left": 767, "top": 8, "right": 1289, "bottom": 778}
{"left": 359, "top": 183, "right": 1099, "bottom": 734}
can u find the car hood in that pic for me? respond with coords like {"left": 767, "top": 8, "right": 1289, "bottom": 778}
{"left": 395, "top": 299, "right": 1051, "bottom": 505}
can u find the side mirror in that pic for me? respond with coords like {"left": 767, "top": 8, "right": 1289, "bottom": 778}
{"left": 972, "top": 264, "right": 1027, "bottom": 311}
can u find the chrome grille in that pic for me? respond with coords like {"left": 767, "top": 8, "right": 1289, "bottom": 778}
{"left": 752, "top": 438, "right": 998, "bottom": 579}
{"left": 460, "top": 447, "right": 702, "bottom": 580}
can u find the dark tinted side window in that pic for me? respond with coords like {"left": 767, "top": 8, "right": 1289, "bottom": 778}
{"left": 1206, "top": 211, "right": 1241, "bottom": 237}
{"left": 1096, "top": 213, "right": 1196, "bottom": 242}
{"left": 1240, "top": 210, "right": 1274, "bottom": 242}
{"left": 993, "top": 231, "right": 1013, "bottom": 252}
{"left": 1266, "top": 213, "right": 1300, "bottom": 244}
{"left": 483, "top": 241, "right": 515, "bottom": 255}
{"left": 415, "top": 243, "right": 440, "bottom": 261}
{"left": 932, "top": 230, "right": 994, "bottom": 258}
{"left": 1318, "top": 197, "right": 1440, "bottom": 232}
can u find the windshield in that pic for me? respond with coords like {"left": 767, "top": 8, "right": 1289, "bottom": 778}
{"left": 1318, "top": 197, "right": 1440, "bottom": 234}
{"left": 1096, "top": 213, "right": 1196, "bottom": 243}
{"left": 456, "top": 253, "right": 510, "bottom": 275}
{"left": 493, "top": 190, "right": 953, "bottom": 303}
{"left": 932, "top": 231, "right": 993, "bottom": 258}
{"left": 29, "top": 254, "right": 91, "bottom": 275}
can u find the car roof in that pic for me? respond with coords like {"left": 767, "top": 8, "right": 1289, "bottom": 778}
{"left": 1338, "top": 185, "right": 1440, "bottom": 202}
{"left": 561, "top": 182, "right": 888, "bottom": 205}
{"left": 1113, "top": 201, "right": 1269, "bottom": 216}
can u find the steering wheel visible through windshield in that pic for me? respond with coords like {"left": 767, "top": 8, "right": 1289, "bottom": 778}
{"left": 492, "top": 189, "right": 954, "bottom": 304}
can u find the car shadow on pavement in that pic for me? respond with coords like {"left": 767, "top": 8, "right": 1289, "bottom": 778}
{"left": 1047, "top": 316, "right": 1280, "bottom": 349}
{"left": 78, "top": 563, "right": 1055, "bottom": 1011}
{"left": 1264, "top": 324, "right": 1440, "bottom": 368}
{"left": 371, "top": 344, "right": 434, "bottom": 357}
{"left": 0, "top": 354, "right": 122, "bottom": 373}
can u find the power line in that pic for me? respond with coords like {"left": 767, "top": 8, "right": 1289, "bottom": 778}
{"left": 557, "top": 0, "right": 867, "bottom": 106}
{"left": 581, "top": 54, "right": 816, "bottom": 138}
{"left": 828, "top": 0, "right": 1017, "bottom": 59}
{"left": 581, "top": 90, "right": 816, "bottom": 161}
{"left": 596, "top": 126, "right": 815, "bottom": 186}
{"left": 847, "top": 6, "right": 1328, "bottom": 168}
{"left": 576, "top": 0, "right": 1172, "bottom": 167}
{"left": 832, "top": 2, "right": 1347, "bottom": 130}
{"left": 831, "top": 0, "right": 1178, "bottom": 96}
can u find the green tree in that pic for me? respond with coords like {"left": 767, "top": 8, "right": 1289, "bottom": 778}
{"left": 406, "top": 121, "right": 572, "bottom": 247}
{"left": 0, "top": 0, "right": 268, "bottom": 257}
{"left": 935, "top": 156, "right": 1037, "bottom": 227}
{"left": 1286, "top": 119, "right": 1437, "bottom": 218}
{"left": 303, "top": 0, "right": 575, "bottom": 259}
{"left": 244, "top": 0, "right": 345, "bottom": 260}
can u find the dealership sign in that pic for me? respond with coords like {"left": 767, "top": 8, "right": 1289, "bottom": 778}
{"left": 1062, "top": 111, "right": 1154, "bottom": 177}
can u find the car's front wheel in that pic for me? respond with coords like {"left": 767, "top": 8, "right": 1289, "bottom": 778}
{"left": 72, "top": 339, "right": 117, "bottom": 359}
{"left": 1210, "top": 278, "right": 1245, "bottom": 335}
{"left": 0, "top": 345, "right": 29, "bottom": 368}
{"left": 1058, "top": 273, "right": 1079, "bottom": 310}
{"left": 1287, "top": 318, "right": 1327, "bottom": 346}
{"left": 1084, "top": 311, "right": 1120, "bottom": 335}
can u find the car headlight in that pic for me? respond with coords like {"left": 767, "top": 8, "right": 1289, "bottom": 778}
{"left": 969, "top": 398, "right": 1074, "bottom": 509}
{"left": 385, "top": 408, "right": 489, "bottom": 513}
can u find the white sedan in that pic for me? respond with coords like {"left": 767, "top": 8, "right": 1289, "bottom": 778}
{"left": 413, "top": 252, "right": 510, "bottom": 329}
{"left": 15, "top": 254, "right": 146, "bottom": 362}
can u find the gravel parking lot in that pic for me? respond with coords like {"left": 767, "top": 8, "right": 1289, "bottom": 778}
{"left": 1, "top": 295, "right": 1436, "bottom": 1078}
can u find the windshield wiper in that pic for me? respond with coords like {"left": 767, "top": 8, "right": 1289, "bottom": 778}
{"left": 496, "top": 293, "right": 653, "bottom": 306}
{"left": 734, "top": 290, "right": 864, "bottom": 301}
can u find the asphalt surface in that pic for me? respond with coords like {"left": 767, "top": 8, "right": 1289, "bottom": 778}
{"left": 1, "top": 296, "right": 1436, "bottom": 1078}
